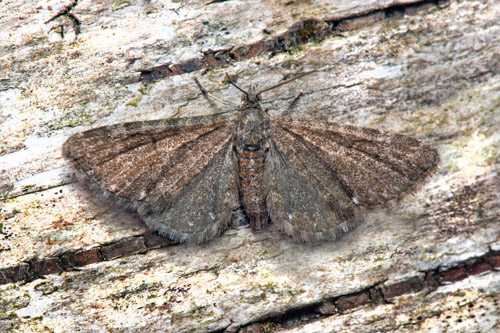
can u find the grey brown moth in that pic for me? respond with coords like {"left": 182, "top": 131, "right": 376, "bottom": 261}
{"left": 63, "top": 74, "right": 440, "bottom": 243}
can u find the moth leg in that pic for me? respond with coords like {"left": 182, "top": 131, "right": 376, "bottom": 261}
{"left": 282, "top": 90, "right": 304, "bottom": 116}
{"left": 194, "top": 77, "right": 236, "bottom": 107}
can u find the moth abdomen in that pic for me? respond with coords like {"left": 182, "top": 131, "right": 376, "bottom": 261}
{"left": 236, "top": 145, "right": 269, "bottom": 231}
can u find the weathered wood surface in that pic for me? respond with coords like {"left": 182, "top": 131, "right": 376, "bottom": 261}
{"left": 1, "top": 0, "right": 499, "bottom": 331}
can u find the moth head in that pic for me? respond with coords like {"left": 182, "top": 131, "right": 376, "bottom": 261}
{"left": 244, "top": 85, "right": 262, "bottom": 104}
{"left": 225, "top": 74, "right": 262, "bottom": 105}
{"left": 225, "top": 71, "right": 314, "bottom": 106}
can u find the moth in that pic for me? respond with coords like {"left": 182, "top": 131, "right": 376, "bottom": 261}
{"left": 63, "top": 73, "right": 440, "bottom": 243}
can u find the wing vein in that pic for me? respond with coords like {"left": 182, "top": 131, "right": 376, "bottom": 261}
{"left": 140, "top": 126, "right": 233, "bottom": 202}
{"left": 272, "top": 129, "right": 357, "bottom": 205}
{"left": 79, "top": 124, "right": 225, "bottom": 172}
{"left": 281, "top": 125, "right": 417, "bottom": 182}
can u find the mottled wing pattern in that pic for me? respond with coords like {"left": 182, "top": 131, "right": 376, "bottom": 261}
{"left": 63, "top": 114, "right": 240, "bottom": 243}
{"left": 266, "top": 116, "right": 440, "bottom": 242}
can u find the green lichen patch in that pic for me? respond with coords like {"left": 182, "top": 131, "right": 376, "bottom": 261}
{"left": 111, "top": 0, "right": 131, "bottom": 11}
{"left": 34, "top": 282, "right": 59, "bottom": 296}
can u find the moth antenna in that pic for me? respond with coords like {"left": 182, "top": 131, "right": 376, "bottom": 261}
{"left": 225, "top": 73, "right": 249, "bottom": 97}
{"left": 194, "top": 77, "right": 236, "bottom": 107}
{"left": 255, "top": 70, "right": 316, "bottom": 99}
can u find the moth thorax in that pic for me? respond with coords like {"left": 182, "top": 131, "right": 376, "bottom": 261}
{"left": 238, "top": 108, "right": 267, "bottom": 151}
